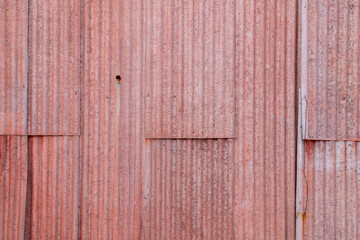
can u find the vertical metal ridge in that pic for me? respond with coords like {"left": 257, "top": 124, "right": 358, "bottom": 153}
{"left": 144, "top": 0, "right": 236, "bottom": 139}
{"left": 28, "top": 0, "right": 80, "bottom": 135}
{"left": 29, "top": 136, "right": 79, "bottom": 239}
{"left": 81, "top": 0, "right": 120, "bottom": 238}
{"left": 235, "top": 0, "right": 296, "bottom": 238}
{"left": 0, "top": 0, "right": 28, "bottom": 135}
{"left": 301, "top": 0, "right": 360, "bottom": 140}
{"left": 0, "top": 136, "right": 28, "bottom": 240}
{"left": 303, "top": 141, "right": 360, "bottom": 239}
{"left": 143, "top": 139, "right": 235, "bottom": 239}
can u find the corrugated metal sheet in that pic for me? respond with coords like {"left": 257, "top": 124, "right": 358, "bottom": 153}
{"left": 234, "top": 0, "right": 296, "bottom": 239}
{"left": 143, "top": 139, "right": 235, "bottom": 239}
{"left": 302, "top": 140, "right": 360, "bottom": 239}
{"left": 144, "top": 0, "right": 236, "bottom": 139}
{"left": 28, "top": 136, "right": 79, "bottom": 239}
{"left": 0, "top": 0, "right": 28, "bottom": 135}
{"left": 0, "top": 136, "right": 28, "bottom": 240}
{"left": 300, "top": 0, "right": 360, "bottom": 141}
{"left": 28, "top": 0, "right": 81, "bottom": 135}
{"left": 80, "top": 0, "right": 124, "bottom": 239}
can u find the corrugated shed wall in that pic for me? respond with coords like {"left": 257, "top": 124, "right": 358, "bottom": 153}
{"left": 303, "top": 141, "right": 360, "bottom": 239}
{"left": 143, "top": 139, "right": 235, "bottom": 240}
{"left": 80, "top": 0, "right": 121, "bottom": 239}
{"left": 144, "top": 0, "right": 236, "bottom": 139}
{"left": 0, "top": 136, "right": 28, "bottom": 240}
{"left": 28, "top": 0, "right": 81, "bottom": 135}
{"left": 235, "top": 0, "right": 296, "bottom": 239}
{"left": 0, "top": 0, "right": 28, "bottom": 135}
{"left": 28, "top": 137, "right": 79, "bottom": 239}
{"left": 301, "top": 0, "right": 360, "bottom": 141}
{"left": 298, "top": 0, "right": 360, "bottom": 239}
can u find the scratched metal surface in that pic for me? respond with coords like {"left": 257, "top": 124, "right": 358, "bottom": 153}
{"left": 144, "top": 0, "right": 236, "bottom": 139}
{"left": 300, "top": 0, "right": 360, "bottom": 140}
{"left": 0, "top": 136, "right": 28, "bottom": 240}
{"left": 301, "top": 141, "right": 360, "bottom": 239}
{"left": 28, "top": 136, "right": 80, "bottom": 239}
{"left": 0, "top": 0, "right": 28, "bottom": 135}
{"left": 28, "top": 0, "right": 81, "bottom": 135}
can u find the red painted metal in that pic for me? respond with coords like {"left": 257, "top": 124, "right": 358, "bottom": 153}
{"left": 143, "top": 139, "right": 235, "bottom": 239}
{"left": 0, "top": 0, "right": 28, "bottom": 135}
{"left": 29, "top": 136, "right": 80, "bottom": 239}
{"left": 301, "top": 141, "right": 360, "bottom": 239}
{"left": 144, "top": 0, "right": 236, "bottom": 139}
{"left": 0, "top": 136, "right": 28, "bottom": 240}
{"left": 80, "top": 0, "right": 122, "bottom": 239}
{"left": 300, "top": 0, "right": 360, "bottom": 141}
{"left": 28, "top": 0, "right": 81, "bottom": 135}
{"left": 234, "top": 0, "right": 297, "bottom": 239}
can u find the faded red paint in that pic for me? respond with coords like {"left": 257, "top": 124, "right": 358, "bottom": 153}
{"left": 0, "top": 136, "right": 28, "bottom": 240}
{"left": 302, "top": 141, "right": 360, "bottom": 239}
{"left": 28, "top": 137, "right": 80, "bottom": 239}
{"left": 28, "top": 0, "right": 81, "bottom": 135}
{"left": 300, "top": 0, "right": 360, "bottom": 141}
{"left": 0, "top": 0, "right": 28, "bottom": 135}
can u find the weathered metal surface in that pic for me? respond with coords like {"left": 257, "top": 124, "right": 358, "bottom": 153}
{"left": 28, "top": 0, "right": 81, "bottom": 135}
{"left": 0, "top": 0, "right": 28, "bottom": 135}
{"left": 143, "top": 139, "right": 235, "bottom": 239}
{"left": 80, "top": 0, "right": 125, "bottom": 239}
{"left": 300, "top": 0, "right": 360, "bottom": 141}
{"left": 144, "top": 0, "right": 236, "bottom": 139}
{"left": 302, "top": 140, "right": 360, "bottom": 239}
{"left": 234, "top": 0, "right": 297, "bottom": 239}
{"left": 29, "top": 136, "right": 79, "bottom": 239}
{"left": 0, "top": 136, "right": 28, "bottom": 240}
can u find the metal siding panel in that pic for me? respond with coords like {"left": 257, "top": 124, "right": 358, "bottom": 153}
{"left": 80, "top": 0, "right": 141, "bottom": 239}
{"left": 29, "top": 136, "right": 79, "bottom": 239}
{"left": 303, "top": 141, "right": 360, "bottom": 240}
{"left": 235, "top": 0, "right": 296, "bottom": 239}
{"left": 144, "top": 0, "right": 236, "bottom": 139}
{"left": 301, "top": 0, "right": 360, "bottom": 140}
{"left": 28, "top": 0, "right": 80, "bottom": 135}
{"left": 0, "top": 136, "right": 28, "bottom": 240}
{"left": 143, "top": 139, "right": 235, "bottom": 239}
{"left": 0, "top": 1, "right": 28, "bottom": 135}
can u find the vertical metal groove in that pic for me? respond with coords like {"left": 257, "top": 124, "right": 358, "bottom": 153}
{"left": 0, "top": 0, "right": 28, "bottom": 135}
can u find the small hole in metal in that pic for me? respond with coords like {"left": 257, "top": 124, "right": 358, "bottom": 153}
{"left": 116, "top": 75, "right": 121, "bottom": 82}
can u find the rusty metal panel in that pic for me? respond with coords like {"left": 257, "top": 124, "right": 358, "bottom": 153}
{"left": 144, "top": 0, "right": 236, "bottom": 139}
{"left": 29, "top": 136, "right": 79, "bottom": 239}
{"left": 0, "top": 136, "right": 28, "bottom": 240}
{"left": 301, "top": 141, "right": 360, "bottom": 239}
{"left": 0, "top": 1, "right": 28, "bottom": 135}
{"left": 28, "top": 0, "right": 81, "bottom": 135}
{"left": 234, "top": 0, "right": 297, "bottom": 239}
{"left": 143, "top": 139, "right": 235, "bottom": 239}
{"left": 300, "top": 0, "right": 360, "bottom": 140}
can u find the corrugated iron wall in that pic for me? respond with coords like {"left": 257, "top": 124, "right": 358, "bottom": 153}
{"left": 234, "top": 0, "right": 297, "bottom": 238}
{"left": 0, "top": 0, "right": 28, "bottom": 135}
{"left": 303, "top": 141, "right": 360, "bottom": 239}
{"left": 0, "top": 136, "right": 27, "bottom": 240}
{"left": 301, "top": 0, "right": 359, "bottom": 141}
{"left": 298, "top": 0, "right": 360, "bottom": 239}
{"left": 28, "top": 0, "right": 81, "bottom": 135}
{"left": 0, "top": 0, "right": 359, "bottom": 239}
